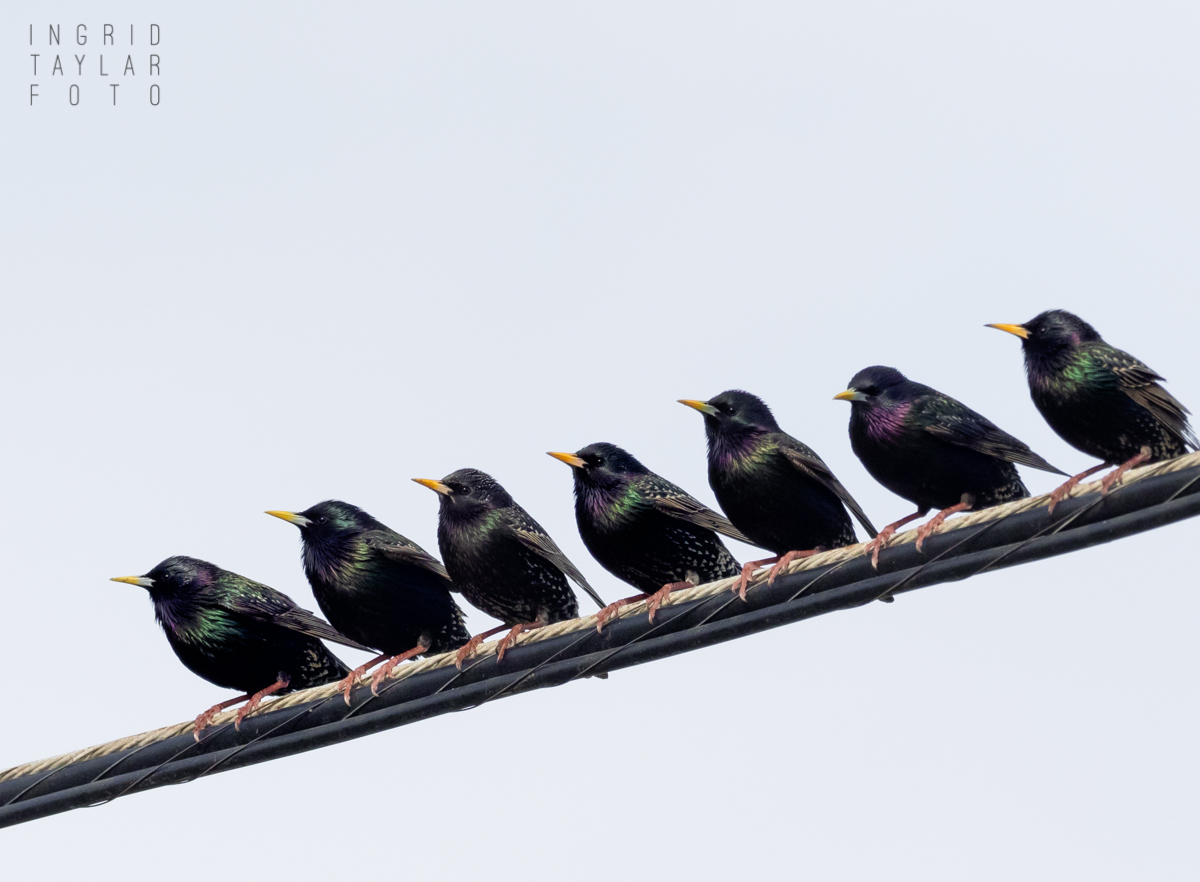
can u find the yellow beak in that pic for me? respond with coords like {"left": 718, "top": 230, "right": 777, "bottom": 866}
{"left": 111, "top": 575, "right": 153, "bottom": 587}
{"left": 413, "top": 478, "right": 452, "bottom": 495}
{"left": 678, "top": 399, "right": 718, "bottom": 416}
{"left": 833, "top": 389, "right": 860, "bottom": 402}
{"left": 547, "top": 451, "right": 587, "bottom": 468}
{"left": 265, "top": 510, "right": 311, "bottom": 527}
{"left": 985, "top": 323, "right": 1030, "bottom": 339}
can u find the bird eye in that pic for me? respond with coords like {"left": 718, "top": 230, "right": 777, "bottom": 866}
{"left": 458, "top": 484, "right": 471, "bottom": 496}
{"left": 318, "top": 516, "right": 328, "bottom": 524}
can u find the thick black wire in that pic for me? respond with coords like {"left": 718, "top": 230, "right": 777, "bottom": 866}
{"left": 3, "top": 465, "right": 1199, "bottom": 827}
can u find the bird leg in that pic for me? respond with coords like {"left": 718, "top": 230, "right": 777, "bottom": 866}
{"left": 336, "top": 652, "right": 392, "bottom": 705}
{"left": 914, "top": 497, "right": 974, "bottom": 552}
{"left": 234, "top": 673, "right": 292, "bottom": 732}
{"left": 495, "top": 615, "right": 549, "bottom": 662}
{"left": 369, "top": 636, "right": 433, "bottom": 695}
{"left": 864, "top": 510, "right": 927, "bottom": 568}
{"left": 646, "top": 581, "right": 695, "bottom": 623}
{"left": 732, "top": 557, "right": 781, "bottom": 601}
{"left": 766, "top": 548, "right": 824, "bottom": 587}
{"left": 1100, "top": 446, "right": 1152, "bottom": 495}
{"left": 595, "top": 593, "right": 649, "bottom": 632}
{"left": 454, "top": 625, "right": 509, "bottom": 670}
{"left": 194, "top": 695, "right": 254, "bottom": 742}
{"left": 1046, "top": 463, "right": 1108, "bottom": 513}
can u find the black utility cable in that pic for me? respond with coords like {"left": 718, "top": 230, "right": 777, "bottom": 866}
{"left": 2, "top": 463, "right": 1198, "bottom": 828}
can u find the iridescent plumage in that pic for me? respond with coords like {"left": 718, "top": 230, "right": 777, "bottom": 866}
{"left": 685, "top": 390, "right": 876, "bottom": 554}
{"left": 272, "top": 500, "right": 468, "bottom": 657}
{"left": 560, "top": 442, "right": 743, "bottom": 593}
{"left": 113, "top": 556, "right": 359, "bottom": 735}
{"left": 991, "top": 310, "right": 1196, "bottom": 465}
{"left": 417, "top": 468, "right": 604, "bottom": 663}
{"left": 837, "top": 366, "right": 1064, "bottom": 566}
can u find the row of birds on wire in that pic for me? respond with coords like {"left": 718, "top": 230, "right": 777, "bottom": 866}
{"left": 110, "top": 309, "right": 1196, "bottom": 739}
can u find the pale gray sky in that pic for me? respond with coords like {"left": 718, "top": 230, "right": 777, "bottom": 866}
{"left": 4, "top": 2, "right": 1199, "bottom": 878}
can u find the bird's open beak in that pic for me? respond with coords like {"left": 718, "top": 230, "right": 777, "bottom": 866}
{"left": 547, "top": 451, "right": 587, "bottom": 468}
{"left": 111, "top": 575, "right": 154, "bottom": 588}
{"left": 413, "top": 478, "right": 453, "bottom": 496}
{"left": 985, "top": 323, "right": 1030, "bottom": 339}
{"left": 833, "top": 389, "right": 865, "bottom": 402}
{"left": 678, "top": 399, "right": 719, "bottom": 416}
{"left": 265, "top": 510, "right": 311, "bottom": 527}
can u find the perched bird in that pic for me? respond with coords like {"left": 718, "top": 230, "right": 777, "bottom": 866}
{"left": 680, "top": 391, "right": 877, "bottom": 596}
{"left": 548, "top": 442, "right": 745, "bottom": 626}
{"left": 413, "top": 469, "right": 605, "bottom": 666}
{"left": 111, "top": 556, "right": 364, "bottom": 739}
{"left": 266, "top": 500, "right": 469, "bottom": 702}
{"left": 988, "top": 310, "right": 1197, "bottom": 509}
{"left": 835, "top": 366, "right": 1065, "bottom": 566}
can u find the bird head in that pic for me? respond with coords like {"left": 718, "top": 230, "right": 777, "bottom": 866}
{"left": 265, "top": 500, "right": 375, "bottom": 542}
{"left": 679, "top": 389, "right": 781, "bottom": 437}
{"left": 548, "top": 442, "right": 649, "bottom": 493}
{"left": 987, "top": 309, "right": 1101, "bottom": 356}
{"left": 834, "top": 366, "right": 909, "bottom": 410}
{"left": 111, "top": 555, "right": 216, "bottom": 599}
{"left": 413, "top": 468, "right": 513, "bottom": 518}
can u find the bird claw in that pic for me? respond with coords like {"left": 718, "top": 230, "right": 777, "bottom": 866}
{"left": 454, "top": 635, "right": 486, "bottom": 670}
{"left": 495, "top": 625, "right": 527, "bottom": 663}
{"left": 1101, "top": 448, "right": 1151, "bottom": 496}
{"left": 646, "top": 582, "right": 692, "bottom": 622}
{"left": 369, "top": 659, "right": 400, "bottom": 696}
{"left": 864, "top": 528, "right": 895, "bottom": 569}
{"left": 596, "top": 600, "right": 630, "bottom": 632}
{"left": 338, "top": 664, "right": 370, "bottom": 705}
{"left": 765, "top": 548, "right": 821, "bottom": 586}
{"left": 193, "top": 708, "right": 220, "bottom": 742}
{"left": 731, "top": 564, "right": 756, "bottom": 601}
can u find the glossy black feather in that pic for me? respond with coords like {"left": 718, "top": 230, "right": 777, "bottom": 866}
{"left": 132, "top": 556, "right": 352, "bottom": 696}
{"left": 693, "top": 390, "right": 877, "bottom": 554}
{"left": 562, "top": 442, "right": 742, "bottom": 593}
{"left": 281, "top": 500, "right": 469, "bottom": 656}
{"left": 1004, "top": 310, "right": 1196, "bottom": 464}
{"left": 431, "top": 469, "right": 603, "bottom": 626}
{"left": 842, "top": 366, "right": 1062, "bottom": 511}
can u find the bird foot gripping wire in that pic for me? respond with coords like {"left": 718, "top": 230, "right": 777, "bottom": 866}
{"left": 1101, "top": 448, "right": 1152, "bottom": 495}
{"left": 646, "top": 582, "right": 693, "bottom": 622}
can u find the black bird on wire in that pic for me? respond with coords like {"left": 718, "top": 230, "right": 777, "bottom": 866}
{"left": 111, "top": 556, "right": 366, "bottom": 739}
{"left": 988, "top": 310, "right": 1197, "bottom": 510}
{"left": 680, "top": 391, "right": 877, "bottom": 597}
{"left": 414, "top": 468, "right": 605, "bottom": 667}
{"left": 266, "top": 501, "right": 469, "bottom": 702}
{"left": 835, "top": 366, "right": 1065, "bottom": 567}
{"left": 548, "top": 442, "right": 745, "bottom": 627}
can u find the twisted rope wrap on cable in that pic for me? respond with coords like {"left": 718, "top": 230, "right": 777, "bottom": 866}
{"left": 2, "top": 450, "right": 1198, "bottom": 823}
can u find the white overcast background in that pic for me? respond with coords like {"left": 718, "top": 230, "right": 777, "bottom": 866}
{"left": 4, "top": 2, "right": 1199, "bottom": 878}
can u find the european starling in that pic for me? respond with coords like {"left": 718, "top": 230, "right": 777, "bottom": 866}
{"left": 988, "top": 310, "right": 1197, "bottom": 509}
{"left": 413, "top": 468, "right": 605, "bottom": 666}
{"left": 680, "top": 391, "right": 877, "bottom": 597}
{"left": 548, "top": 442, "right": 745, "bottom": 627}
{"left": 266, "top": 500, "right": 469, "bottom": 701}
{"left": 111, "top": 556, "right": 363, "bottom": 739}
{"left": 835, "top": 366, "right": 1066, "bottom": 566}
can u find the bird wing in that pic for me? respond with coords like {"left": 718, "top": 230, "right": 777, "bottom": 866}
{"left": 512, "top": 526, "right": 607, "bottom": 609}
{"left": 775, "top": 437, "right": 879, "bottom": 538}
{"left": 918, "top": 392, "right": 1067, "bottom": 475}
{"left": 221, "top": 581, "right": 374, "bottom": 652}
{"left": 360, "top": 530, "right": 452, "bottom": 581}
{"left": 1107, "top": 349, "right": 1199, "bottom": 450}
{"left": 641, "top": 474, "right": 758, "bottom": 546}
